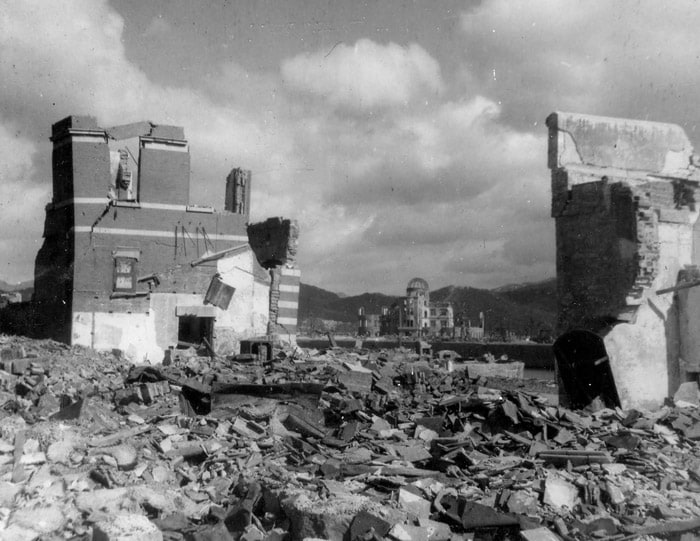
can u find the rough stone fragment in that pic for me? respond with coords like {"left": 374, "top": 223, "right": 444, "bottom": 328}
{"left": 350, "top": 510, "right": 392, "bottom": 541}
{"left": 418, "top": 518, "right": 451, "bottom": 541}
{"left": 47, "top": 440, "right": 74, "bottom": 464}
{"left": 76, "top": 486, "right": 200, "bottom": 519}
{"left": 105, "top": 444, "right": 138, "bottom": 470}
{"left": 92, "top": 514, "right": 163, "bottom": 541}
{"left": 398, "top": 488, "right": 431, "bottom": 519}
{"left": 240, "top": 524, "right": 265, "bottom": 541}
{"left": 543, "top": 475, "right": 579, "bottom": 510}
{"left": 19, "top": 451, "right": 46, "bottom": 465}
{"left": 605, "top": 481, "right": 626, "bottom": 505}
{"left": 0, "top": 481, "right": 20, "bottom": 506}
{"left": 338, "top": 371, "right": 373, "bottom": 394}
{"left": 520, "top": 527, "right": 562, "bottom": 541}
{"left": 9, "top": 504, "right": 66, "bottom": 534}
{"left": 459, "top": 501, "right": 519, "bottom": 529}
{"left": 0, "top": 523, "right": 40, "bottom": 541}
{"left": 674, "top": 382, "right": 700, "bottom": 406}
{"left": 263, "top": 528, "right": 287, "bottom": 541}
{"left": 602, "top": 463, "right": 627, "bottom": 476}
{"left": 281, "top": 491, "right": 378, "bottom": 541}
{"left": 507, "top": 491, "right": 539, "bottom": 515}
{"left": 10, "top": 358, "right": 30, "bottom": 375}
{"left": 389, "top": 524, "right": 430, "bottom": 541}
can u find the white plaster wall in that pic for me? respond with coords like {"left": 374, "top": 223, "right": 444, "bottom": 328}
{"left": 72, "top": 311, "right": 163, "bottom": 364}
{"left": 605, "top": 220, "right": 691, "bottom": 409}
{"left": 217, "top": 250, "right": 270, "bottom": 339}
{"left": 150, "top": 292, "right": 204, "bottom": 348}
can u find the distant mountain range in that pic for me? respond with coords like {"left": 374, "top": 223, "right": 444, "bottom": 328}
{"left": 299, "top": 278, "right": 557, "bottom": 334}
{"left": 0, "top": 279, "right": 34, "bottom": 302}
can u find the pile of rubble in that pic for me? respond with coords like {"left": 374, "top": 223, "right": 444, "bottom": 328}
{"left": 1, "top": 335, "right": 700, "bottom": 540}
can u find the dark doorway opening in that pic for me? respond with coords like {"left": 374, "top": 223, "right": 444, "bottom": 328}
{"left": 553, "top": 329, "right": 620, "bottom": 409}
{"left": 178, "top": 316, "right": 214, "bottom": 349}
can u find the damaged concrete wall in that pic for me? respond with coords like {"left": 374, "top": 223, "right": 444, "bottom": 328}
{"left": 548, "top": 111, "right": 700, "bottom": 409}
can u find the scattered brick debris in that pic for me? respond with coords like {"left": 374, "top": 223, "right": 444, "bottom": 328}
{"left": 0, "top": 334, "right": 700, "bottom": 540}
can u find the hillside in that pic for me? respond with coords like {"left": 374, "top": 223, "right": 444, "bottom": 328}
{"left": 493, "top": 278, "right": 557, "bottom": 315}
{"left": 298, "top": 283, "right": 398, "bottom": 322}
{"left": 0, "top": 279, "right": 34, "bottom": 302}
{"left": 431, "top": 285, "right": 555, "bottom": 335}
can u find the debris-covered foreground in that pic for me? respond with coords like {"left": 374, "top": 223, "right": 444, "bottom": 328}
{"left": 1, "top": 337, "right": 700, "bottom": 541}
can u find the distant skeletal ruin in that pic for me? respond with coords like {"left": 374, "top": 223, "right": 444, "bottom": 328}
{"left": 548, "top": 111, "right": 700, "bottom": 409}
{"left": 30, "top": 116, "right": 299, "bottom": 362}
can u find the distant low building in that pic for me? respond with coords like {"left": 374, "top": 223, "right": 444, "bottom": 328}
{"left": 357, "top": 307, "right": 381, "bottom": 336}
{"left": 0, "top": 292, "right": 22, "bottom": 309}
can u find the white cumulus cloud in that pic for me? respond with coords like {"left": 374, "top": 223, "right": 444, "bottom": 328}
{"left": 281, "top": 39, "right": 444, "bottom": 110}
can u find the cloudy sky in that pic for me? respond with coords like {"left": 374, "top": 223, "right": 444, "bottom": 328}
{"left": 3, "top": 1, "right": 700, "bottom": 295}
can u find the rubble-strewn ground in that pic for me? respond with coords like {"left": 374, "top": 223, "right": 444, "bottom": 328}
{"left": 1, "top": 335, "right": 700, "bottom": 541}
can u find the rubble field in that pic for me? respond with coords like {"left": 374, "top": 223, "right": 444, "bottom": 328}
{"left": 0, "top": 335, "right": 700, "bottom": 541}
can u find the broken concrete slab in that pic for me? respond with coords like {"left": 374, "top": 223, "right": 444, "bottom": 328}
{"left": 543, "top": 475, "right": 578, "bottom": 510}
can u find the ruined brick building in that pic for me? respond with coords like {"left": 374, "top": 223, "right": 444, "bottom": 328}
{"left": 33, "top": 116, "right": 299, "bottom": 362}
{"left": 379, "top": 278, "right": 454, "bottom": 337}
{"left": 548, "top": 112, "right": 700, "bottom": 409}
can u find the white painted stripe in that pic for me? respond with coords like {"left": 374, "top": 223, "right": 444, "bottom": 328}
{"left": 71, "top": 134, "right": 106, "bottom": 143}
{"left": 277, "top": 317, "right": 298, "bottom": 326}
{"left": 140, "top": 202, "right": 187, "bottom": 211}
{"left": 54, "top": 198, "right": 215, "bottom": 213}
{"left": 279, "top": 284, "right": 299, "bottom": 293}
{"left": 50, "top": 197, "right": 110, "bottom": 210}
{"left": 142, "top": 141, "right": 188, "bottom": 152}
{"left": 53, "top": 133, "right": 107, "bottom": 148}
{"left": 278, "top": 300, "right": 298, "bottom": 309}
{"left": 74, "top": 197, "right": 111, "bottom": 205}
{"left": 281, "top": 268, "right": 301, "bottom": 277}
{"left": 72, "top": 226, "right": 247, "bottom": 242}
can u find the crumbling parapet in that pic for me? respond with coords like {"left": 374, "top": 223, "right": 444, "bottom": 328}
{"left": 548, "top": 111, "right": 700, "bottom": 409}
{"left": 247, "top": 218, "right": 300, "bottom": 341}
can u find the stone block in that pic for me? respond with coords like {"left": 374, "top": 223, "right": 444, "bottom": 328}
{"left": 92, "top": 514, "right": 163, "bottom": 541}
{"left": 104, "top": 444, "right": 138, "bottom": 470}
{"left": 389, "top": 523, "right": 429, "bottom": 541}
{"left": 674, "top": 382, "right": 699, "bottom": 406}
{"left": 281, "top": 490, "right": 379, "bottom": 541}
{"left": 10, "top": 358, "right": 30, "bottom": 375}
{"left": 338, "top": 371, "right": 373, "bottom": 394}
{"left": 398, "top": 488, "right": 431, "bottom": 519}
{"left": 0, "top": 481, "right": 20, "bottom": 506}
{"left": 10, "top": 504, "right": 66, "bottom": 534}
{"left": 543, "top": 474, "right": 579, "bottom": 510}
{"left": 1, "top": 346, "right": 26, "bottom": 361}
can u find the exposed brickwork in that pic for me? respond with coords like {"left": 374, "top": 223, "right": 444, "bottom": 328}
{"left": 247, "top": 218, "right": 300, "bottom": 338}
{"left": 268, "top": 267, "right": 281, "bottom": 329}
{"left": 548, "top": 113, "right": 700, "bottom": 333}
